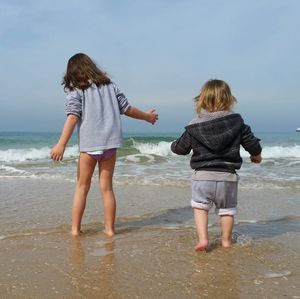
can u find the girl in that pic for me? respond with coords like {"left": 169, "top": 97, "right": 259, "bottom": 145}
{"left": 171, "top": 79, "right": 262, "bottom": 250}
{"left": 51, "top": 53, "right": 158, "bottom": 236}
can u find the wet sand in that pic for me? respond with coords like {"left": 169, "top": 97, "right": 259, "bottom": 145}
{"left": 0, "top": 178, "right": 300, "bottom": 298}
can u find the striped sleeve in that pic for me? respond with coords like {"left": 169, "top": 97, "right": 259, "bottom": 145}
{"left": 112, "top": 82, "right": 130, "bottom": 114}
{"left": 64, "top": 89, "right": 83, "bottom": 117}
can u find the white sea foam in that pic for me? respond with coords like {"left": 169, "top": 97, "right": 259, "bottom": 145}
{"left": 1, "top": 138, "right": 299, "bottom": 189}
{"left": 1, "top": 142, "right": 299, "bottom": 162}
{"left": 263, "top": 271, "right": 292, "bottom": 279}
{"left": 125, "top": 154, "right": 155, "bottom": 163}
{"left": 0, "top": 145, "right": 79, "bottom": 162}
{"left": 0, "top": 165, "right": 28, "bottom": 174}
{"left": 133, "top": 141, "right": 300, "bottom": 159}
{"left": 232, "top": 233, "right": 253, "bottom": 246}
{"left": 236, "top": 220, "right": 258, "bottom": 224}
{"left": 241, "top": 145, "right": 300, "bottom": 159}
{"left": 114, "top": 176, "right": 190, "bottom": 187}
{"left": 133, "top": 141, "right": 173, "bottom": 156}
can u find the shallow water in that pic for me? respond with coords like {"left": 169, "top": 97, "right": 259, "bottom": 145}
{"left": 1, "top": 226, "right": 299, "bottom": 299}
{"left": 0, "top": 178, "right": 300, "bottom": 298}
{"left": 1, "top": 132, "right": 300, "bottom": 189}
{"left": 0, "top": 131, "right": 300, "bottom": 298}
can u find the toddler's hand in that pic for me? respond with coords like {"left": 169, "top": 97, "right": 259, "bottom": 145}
{"left": 146, "top": 109, "right": 159, "bottom": 125}
{"left": 50, "top": 143, "right": 66, "bottom": 161}
{"left": 250, "top": 154, "right": 262, "bottom": 163}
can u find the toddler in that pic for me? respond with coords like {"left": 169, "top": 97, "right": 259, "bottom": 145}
{"left": 171, "top": 79, "right": 261, "bottom": 250}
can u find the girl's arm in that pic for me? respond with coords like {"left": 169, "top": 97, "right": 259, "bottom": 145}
{"left": 50, "top": 114, "right": 79, "bottom": 161}
{"left": 124, "top": 106, "right": 158, "bottom": 124}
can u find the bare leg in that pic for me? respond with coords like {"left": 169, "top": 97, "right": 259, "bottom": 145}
{"left": 98, "top": 154, "right": 116, "bottom": 237}
{"left": 194, "top": 208, "right": 209, "bottom": 251}
{"left": 71, "top": 153, "right": 97, "bottom": 236}
{"left": 220, "top": 215, "right": 234, "bottom": 248}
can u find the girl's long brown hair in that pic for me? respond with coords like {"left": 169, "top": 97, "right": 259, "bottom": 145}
{"left": 194, "top": 79, "right": 237, "bottom": 113}
{"left": 62, "top": 53, "right": 111, "bottom": 91}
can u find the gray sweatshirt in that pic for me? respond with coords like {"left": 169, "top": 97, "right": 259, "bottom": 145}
{"left": 171, "top": 111, "right": 262, "bottom": 173}
{"left": 65, "top": 82, "right": 130, "bottom": 151}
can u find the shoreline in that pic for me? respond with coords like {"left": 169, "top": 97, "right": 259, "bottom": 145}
{"left": 1, "top": 177, "right": 299, "bottom": 230}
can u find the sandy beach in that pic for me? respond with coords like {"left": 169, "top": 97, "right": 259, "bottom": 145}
{"left": 0, "top": 178, "right": 299, "bottom": 298}
{"left": 1, "top": 0, "right": 300, "bottom": 296}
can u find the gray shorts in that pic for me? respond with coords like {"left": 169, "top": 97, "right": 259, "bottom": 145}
{"left": 191, "top": 180, "right": 238, "bottom": 216}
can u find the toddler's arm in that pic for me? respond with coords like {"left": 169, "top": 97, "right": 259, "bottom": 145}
{"left": 125, "top": 106, "right": 158, "bottom": 124}
{"left": 241, "top": 124, "right": 262, "bottom": 153}
{"left": 171, "top": 131, "right": 192, "bottom": 155}
{"left": 50, "top": 114, "right": 79, "bottom": 161}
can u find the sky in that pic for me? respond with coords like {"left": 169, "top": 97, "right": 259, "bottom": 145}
{"left": 0, "top": 0, "right": 299, "bottom": 133}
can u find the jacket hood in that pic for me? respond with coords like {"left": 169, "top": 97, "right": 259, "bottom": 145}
{"left": 185, "top": 114, "right": 244, "bottom": 152}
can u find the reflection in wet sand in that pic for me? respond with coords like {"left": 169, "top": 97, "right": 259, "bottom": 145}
{"left": 0, "top": 226, "right": 299, "bottom": 298}
{"left": 70, "top": 235, "right": 119, "bottom": 298}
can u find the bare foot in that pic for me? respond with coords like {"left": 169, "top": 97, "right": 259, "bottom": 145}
{"left": 222, "top": 239, "right": 232, "bottom": 248}
{"left": 103, "top": 229, "right": 115, "bottom": 237}
{"left": 194, "top": 240, "right": 208, "bottom": 251}
{"left": 71, "top": 230, "right": 82, "bottom": 236}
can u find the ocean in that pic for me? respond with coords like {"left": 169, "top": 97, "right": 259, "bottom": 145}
{"left": 0, "top": 131, "right": 299, "bottom": 189}
{"left": 1, "top": 131, "right": 300, "bottom": 298}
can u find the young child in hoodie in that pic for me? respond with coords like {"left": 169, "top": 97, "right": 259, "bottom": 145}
{"left": 171, "top": 79, "right": 262, "bottom": 250}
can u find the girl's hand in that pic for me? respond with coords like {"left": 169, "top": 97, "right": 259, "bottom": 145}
{"left": 250, "top": 154, "right": 262, "bottom": 163}
{"left": 50, "top": 143, "right": 66, "bottom": 161}
{"left": 124, "top": 106, "right": 158, "bottom": 124}
{"left": 146, "top": 109, "right": 159, "bottom": 124}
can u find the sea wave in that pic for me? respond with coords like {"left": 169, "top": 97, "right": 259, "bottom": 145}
{"left": 0, "top": 142, "right": 299, "bottom": 163}
{"left": 0, "top": 145, "right": 79, "bottom": 162}
{"left": 241, "top": 145, "right": 300, "bottom": 158}
{"left": 132, "top": 140, "right": 173, "bottom": 157}
{"left": 0, "top": 165, "right": 29, "bottom": 175}
{"left": 132, "top": 140, "right": 300, "bottom": 159}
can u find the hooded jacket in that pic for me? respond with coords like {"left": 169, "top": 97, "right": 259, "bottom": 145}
{"left": 171, "top": 113, "right": 262, "bottom": 173}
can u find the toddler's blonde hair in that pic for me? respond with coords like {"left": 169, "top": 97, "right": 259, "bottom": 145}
{"left": 195, "top": 79, "right": 237, "bottom": 113}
